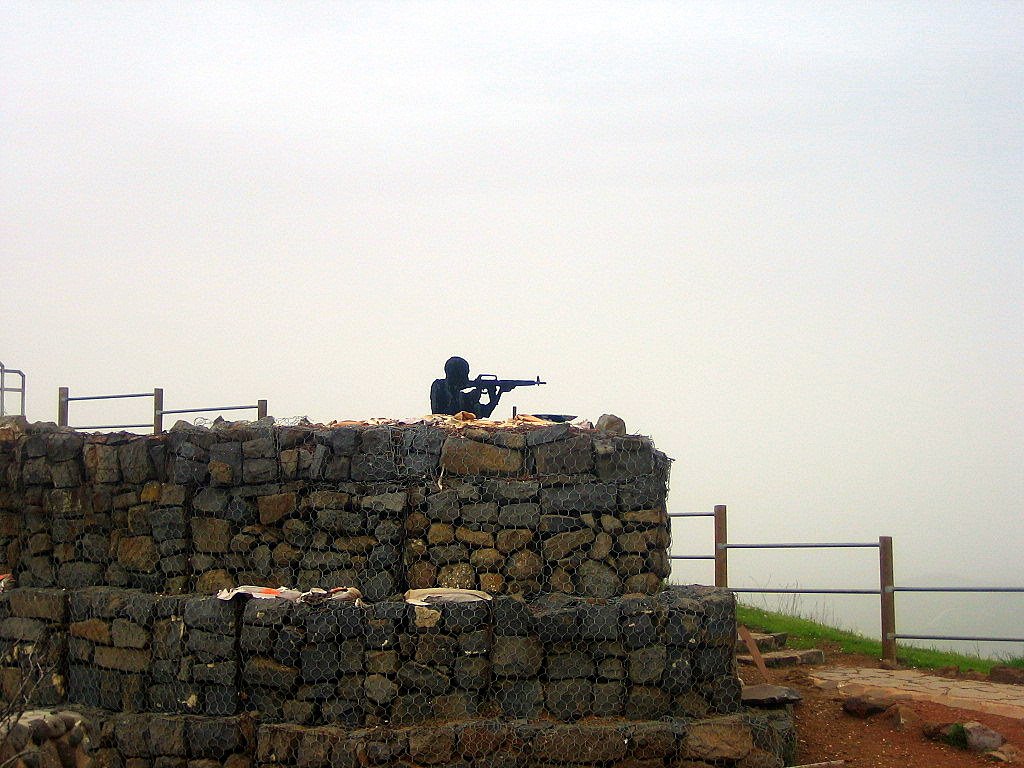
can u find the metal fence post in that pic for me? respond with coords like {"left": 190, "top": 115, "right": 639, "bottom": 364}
{"left": 153, "top": 388, "right": 164, "bottom": 434}
{"left": 879, "top": 535, "right": 897, "bottom": 664}
{"left": 257, "top": 399, "right": 268, "bottom": 420}
{"left": 58, "top": 387, "right": 69, "bottom": 427}
{"left": 714, "top": 504, "right": 728, "bottom": 588}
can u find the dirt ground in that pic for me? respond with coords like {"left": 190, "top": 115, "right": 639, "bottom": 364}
{"left": 749, "top": 641, "right": 1024, "bottom": 767}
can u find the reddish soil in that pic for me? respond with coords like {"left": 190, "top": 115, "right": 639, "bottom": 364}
{"left": 750, "top": 642, "right": 1024, "bottom": 767}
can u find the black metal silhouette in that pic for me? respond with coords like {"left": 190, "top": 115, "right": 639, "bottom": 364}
{"left": 430, "top": 357, "right": 545, "bottom": 417}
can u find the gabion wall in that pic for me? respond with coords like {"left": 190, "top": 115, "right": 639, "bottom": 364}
{"left": 0, "top": 419, "right": 670, "bottom": 596}
{"left": 0, "top": 417, "right": 792, "bottom": 768}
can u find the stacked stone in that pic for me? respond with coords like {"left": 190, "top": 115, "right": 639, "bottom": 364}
{"left": 359, "top": 600, "right": 402, "bottom": 724}
{"left": 294, "top": 598, "right": 365, "bottom": 725}
{"left": 19, "top": 430, "right": 84, "bottom": 490}
{"left": 178, "top": 426, "right": 311, "bottom": 592}
{"left": 690, "top": 586, "right": 744, "bottom": 715}
{"left": 145, "top": 482, "right": 193, "bottom": 593}
{"left": 190, "top": 485, "right": 269, "bottom": 593}
{"left": 19, "top": 431, "right": 172, "bottom": 591}
{"left": 2, "top": 420, "right": 672, "bottom": 599}
{"left": 48, "top": 484, "right": 108, "bottom": 589}
{"left": 0, "top": 427, "right": 23, "bottom": 575}
{"left": 488, "top": 587, "right": 741, "bottom": 722}
{"left": 107, "top": 480, "right": 178, "bottom": 592}
{"left": 241, "top": 597, "right": 365, "bottom": 726}
{"left": 0, "top": 709, "right": 93, "bottom": 768}
{"left": 0, "top": 588, "right": 67, "bottom": 706}
{"left": 17, "top": 487, "right": 52, "bottom": 587}
{"left": 176, "top": 423, "right": 405, "bottom": 599}
{"left": 148, "top": 595, "right": 241, "bottom": 716}
{"left": 93, "top": 713, "right": 253, "bottom": 768}
{"left": 61, "top": 434, "right": 160, "bottom": 590}
{"left": 405, "top": 428, "right": 530, "bottom": 596}
{"left": 254, "top": 715, "right": 783, "bottom": 768}
{"left": 406, "top": 483, "right": 511, "bottom": 593}
{"left": 67, "top": 587, "right": 157, "bottom": 712}
{"left": 401, "top": 423, "right": 671, "bottom": 598}
{"left": 15, "top": 430, "right": 88, "bottom": 588}
{"left": 490, "top": 596, "right": 543, "bottom": 718}
{"left": 297, "top": 487, "right": 404, "bottom": 600}
{"left": 387, "top": 599, "right": 492, "bottom": 725}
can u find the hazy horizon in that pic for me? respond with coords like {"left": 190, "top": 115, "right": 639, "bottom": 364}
{"left": 3, "top": 2, "right": 1022, "bottom": 652}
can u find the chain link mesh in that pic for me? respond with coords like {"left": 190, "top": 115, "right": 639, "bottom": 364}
{"left": 0, "top": 417, "right": 792, "bottom": 768}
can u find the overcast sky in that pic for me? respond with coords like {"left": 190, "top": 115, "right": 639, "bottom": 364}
{"left": 3, "top": 2, "right": 1022, "bottom": 644}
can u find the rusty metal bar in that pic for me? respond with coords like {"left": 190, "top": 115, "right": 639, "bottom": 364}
{"left": 725, "top": 542, "right": 879, "bottom": 549}
{"left": 58, "top": 387, "right": 69, "bottom": 427}
{"left": 73, "top": 423, "right": 154, "bottom": 430}
{"left": 879, "top": 535, "right": 897, "bottom": 664}
{"left": 668, "top": 511, "right": 716, "bottom": 518}
{"left": 714, "top": 505, "right": 728, "bottom": 588}
{"left": 1, "top": 362, "right": 26, "bottom": 417}
{"left": 159, "top": 405, "right": 260, "bottom": 415}
{"left": 895, "top": 633, "right": 1024, "bottom": 643}
{"left": 58, "top": 386, "right": 264, "bottom": 434}
{"left": 732, "top": 587, "right": 881, "bottom": 595}
{"left": 153, "top": 388, "right": 164, "bottom": 434}
{"left": 893, "top": 586, "right": 1024, "bottom": 593}
{"left": 670, "top": 555, "right": 716, "bottom": 560}
{"left": 64, "top": 392, "right": 154, "bottom": 401}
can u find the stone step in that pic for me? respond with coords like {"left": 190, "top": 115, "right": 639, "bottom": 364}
{"left": 737, "top": 648, "right": 826, "bottom": 667}
{"left": 736, "top": 631, "right": 788, "bottom": 653}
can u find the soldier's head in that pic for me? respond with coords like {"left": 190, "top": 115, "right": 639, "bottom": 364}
{"left": 444, "top": 356, "right": 470, "bottom": 386}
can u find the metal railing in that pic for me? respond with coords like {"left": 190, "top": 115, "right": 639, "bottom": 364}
{"left": 890, "top": 585, "right": 1024, "bottom": 645}
{"left": 57, "top": 386, "right": 268, "bottom": 434}
{"left": 0, "top": 362, "right": 26, "bottom": 417}
{"left": 670, "top": 504, "right": 1022, "bottom": 664}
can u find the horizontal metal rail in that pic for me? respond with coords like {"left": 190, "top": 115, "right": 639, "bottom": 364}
{"left": 160, "top": 405, "right": 261, "bottom": 415}
{"left": 59, "top": 387, "right": 161, "bottom": 433}
{"left": 891, "top": 586, "right": 1024, "bottom": 593}
{"left": 732, "top": 587, "right": 881, "bottom": 595}
{"left": 0, "top": 362, "right": 26, "bottom": 417}
{"left": 65, "top": 392, "right": 154, "bottom": 401}
{"left": 725, "top": 542, "right": 879, "bottom": 549}
{"left": 673, "top": 507, "right": 1023, "bottom": 661}
{"left": 894, "top": 633, "right": 1024, "bottom": 643}
{"left": 72, "top": 423, "right": 155, "bottom": 430}
{"left": 60, "top": 388, "right": 267, "bottom": 433}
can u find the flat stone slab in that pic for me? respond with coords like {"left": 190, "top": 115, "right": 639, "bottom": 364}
{"left": 736, "top": 631, "right": 788, "bottom": 653}
{"left": 737, "top": 648, "right": 825, "bottom": 667}
{"left": 810, "top": 667, "right": 1024, "bottom": 721}
{"left": 741, "top": 683, "right": 803, "bottom": 706}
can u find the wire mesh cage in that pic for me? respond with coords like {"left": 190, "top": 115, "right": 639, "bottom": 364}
{"left": 0, "top": 417, "right": 792, "bottom": 768}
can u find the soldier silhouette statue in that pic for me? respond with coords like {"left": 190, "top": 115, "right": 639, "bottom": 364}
{"left": 430, "top": 356, "right": 545, "bottom": 418}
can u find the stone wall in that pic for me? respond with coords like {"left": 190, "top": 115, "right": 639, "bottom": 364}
{"left": 0, "top": 709, "right": 93, "bottom": 768}
{"left": 0, "top": 417, "right": 793, "bottom": 768}
{"left": 0, "top": 584, "right": 740, "bottom": 726}
{"left": 77, "top": 710, "right": 791, "bottom": 768}
{"left": 0, "top": 419, "right": 671, "bottom": 598}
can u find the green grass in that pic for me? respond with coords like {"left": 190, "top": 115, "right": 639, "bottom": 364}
{"left": 736, "top": 603, "right": 1024, "bottom": 674}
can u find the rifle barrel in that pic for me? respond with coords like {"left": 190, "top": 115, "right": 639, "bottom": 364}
{"left": 474, "top": 376, "right": 546, "bottom": 386}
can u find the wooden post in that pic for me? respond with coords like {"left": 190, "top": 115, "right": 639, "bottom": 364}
{"left": 879, "top": 535, "right": 897, "bottom": 665}
{"left": 714, "top": 504, "right": 728, "bottom": 588}
{"left": 257, "top": 399, "right": 268, "bottom": 420}
{"left": 153, "top": 388, "right": 164, "bottom": 434}
{"left": 57, "top": 387, "right": 69, "bottom": 427}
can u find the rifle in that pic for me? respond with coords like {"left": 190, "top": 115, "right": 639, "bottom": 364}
{"left": 471, "top": 375, "right": 546, "bottom": 391}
